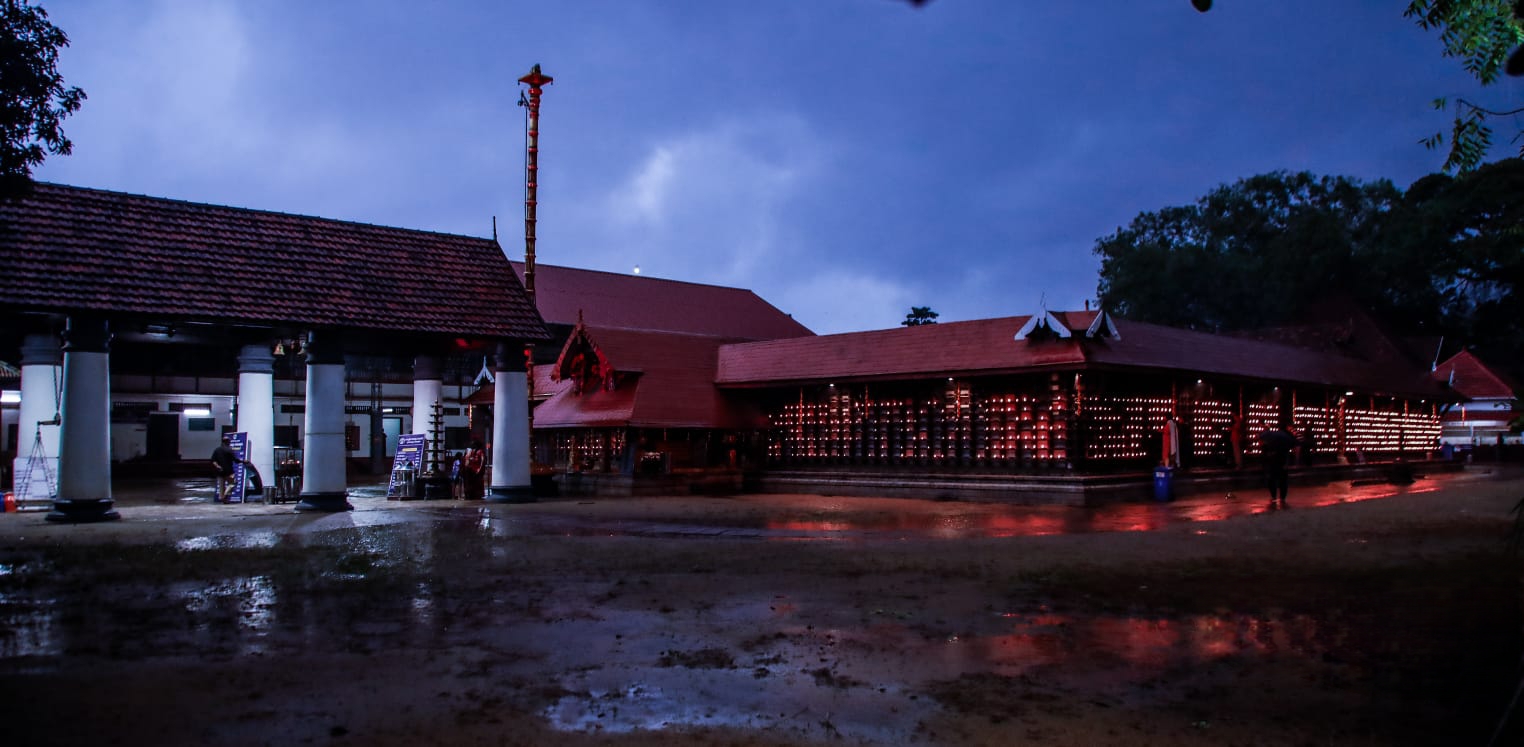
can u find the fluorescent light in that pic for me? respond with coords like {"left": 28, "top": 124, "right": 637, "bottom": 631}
{"left": 184, "top": 408, "right": 211, "bottom": 417}
{"left": 0, "top": 390, "right": 18, "bottom": 404}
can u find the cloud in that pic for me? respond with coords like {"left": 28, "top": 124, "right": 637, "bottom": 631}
{"left": 580, "top": 113, "right": 821, "bottom": 286}
{"left": 616, "top": 146, "right": 677, "bottom": 226}
{"left": 768, "top": 271, "right": 917, "bottom": 335}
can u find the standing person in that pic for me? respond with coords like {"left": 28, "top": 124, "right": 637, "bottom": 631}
{"left": 1160, "top": 415, "right": 1181, "bottom": 468}
{"left": 1229, "top": 414, "right": 1246, "bottom": 469}
{"left": 1259, "top": 426, "right": 1296, "bottom": 507}
{"left": 209, "top": 436, "right": 251, "bottom": 504}
{"left": 462, "top": 439, "right": 486, "bottom": 500}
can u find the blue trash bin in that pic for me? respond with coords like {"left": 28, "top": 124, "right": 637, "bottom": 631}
{"left": 1152, "top": 466, "right": 1173, "bottom": 501}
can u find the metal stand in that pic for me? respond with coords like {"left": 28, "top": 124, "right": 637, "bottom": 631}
{"left": 15, "top": 424, "right": 57, "bottom": 512}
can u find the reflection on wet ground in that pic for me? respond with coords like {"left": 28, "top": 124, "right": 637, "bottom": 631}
{"left": 95, "top": 465, "right": 1486, "bottom": 543}
{"left": 1, "top": 466, "right": 1515, "bottom": 744}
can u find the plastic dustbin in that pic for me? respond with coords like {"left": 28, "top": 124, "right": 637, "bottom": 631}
{"left": 1152, "top": 466, "right": 1174, "bottom": 502}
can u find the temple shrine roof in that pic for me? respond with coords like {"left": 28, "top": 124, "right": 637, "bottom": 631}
{"left": 531, "top": 325, "right": 757, "bottom": 430}
{"left": 717, "top": 310, "right": 1451, "bottom": 399}
{"left": 1433, "top": 350, "right": 1518, "bottom": 401}
{"left": 510, "top": 261, "right": 813, "bottom": 340}
{"left": 0, "top": 183, "right": 549, "bottom": 341}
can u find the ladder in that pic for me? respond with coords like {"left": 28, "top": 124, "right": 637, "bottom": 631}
{"left": 14, "top": 425, "right": 57, "bottom": 511}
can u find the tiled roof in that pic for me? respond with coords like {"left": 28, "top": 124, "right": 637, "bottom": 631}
{"left": 718, "top": 311, "right": 1450, "bottom": 398}
{"left": 0, "top": 183, "right": 549, "bottom": 340}
{"left": 531, "top": 325, "right": 754, "bottom": 429}
{"left": 716, "top": 314, "right": 1091, "bottom": 386}
{"left": 1433, "top": 350, "right": 1518, "bottom": 400}
{"left": 509, "top": 261, "right": 813, "bottom": 340}
{"left": 1087, "top": 318, "right": 1445, "bottom": 396}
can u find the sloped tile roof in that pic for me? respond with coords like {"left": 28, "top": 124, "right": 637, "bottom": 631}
{"left": 1433, "top": 350, "right": 1518, "bottom": 400}
{"left": 531, "top": 325, "right": 753, "bottom": 429}
{"left": 0, "top": 183, "right": 549, "bottom": 340}
{"left": 718, "top": 311, "right": 1450, "bottom": 398}
{"left": 1087, "top": 318, "right": 1445, "bottom": 396}
{"left": 716, "top": 314, "right": 1090, "bottom": 386}
{"left": 510, "top": 261, "right": 812, "bottom": 340}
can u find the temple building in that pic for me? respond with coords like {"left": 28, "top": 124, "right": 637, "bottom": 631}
{"left": 1433, "top": 350, "right": 1521, "bottom": 456}
{"left": 0, "top": 183, "right": 1479, "bottom": 508}
{"left": 502, "top": 269, "right": 1455, "bottom": 501}
{"left": 0, "top": 183, "right": 549, "bottom": 519}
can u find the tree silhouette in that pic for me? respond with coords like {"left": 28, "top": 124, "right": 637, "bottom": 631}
{"left": 0, "top": 0, "right": 85, "bottom": 199}
{"left": 902, "top": 306, "right": 939, "bottom": 327}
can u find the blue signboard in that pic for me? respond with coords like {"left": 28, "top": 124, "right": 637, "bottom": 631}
{"left": 388, "top": 433, "right": 427, "bottom": 498}
{"left": 228, "top": 432, "right": 249, "bottom": 504}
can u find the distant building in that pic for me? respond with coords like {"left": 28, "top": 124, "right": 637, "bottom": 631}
{"left": 1433, "top": 350, "right": 1520, "bottom": 449}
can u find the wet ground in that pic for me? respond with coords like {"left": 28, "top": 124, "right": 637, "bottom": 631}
{"left": 1, "top": 466, "right": 1521, "bottom": 745}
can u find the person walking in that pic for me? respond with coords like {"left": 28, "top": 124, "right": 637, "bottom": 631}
{"left": 1259, "top": 426, "right": 1296, "bottom": 507}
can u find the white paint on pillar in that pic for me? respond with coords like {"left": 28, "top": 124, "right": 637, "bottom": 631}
{"left": 13, "top": 334, "right": 61, "bottom": 501}
{"left": 56, "top": 350, "right": 111, "bottom": 501}
{"left": 412, "top": 380, "right": 442, "bottom": 435}
{"left": 301, "top": 362, "right": 348, "bottom": 495}
{"left": 236, "top": 344, "right": 276, "bottom": 487}
{"left": 491, "top": 370, "right": 530, "bottom": 489}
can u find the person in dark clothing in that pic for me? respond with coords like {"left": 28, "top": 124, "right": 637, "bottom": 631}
{"left": 461, "top": 439, "right": 486, "bottom": 500}
{"left": 210, "top": 436, "right": 240, "bottom": 503}
{"left": 1259, "top": 427, "right": 1296, "bottom": 506}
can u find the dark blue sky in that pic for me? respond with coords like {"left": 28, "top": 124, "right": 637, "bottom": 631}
{"left": 36, "top": 1, "right": 1521, "bottom": 333}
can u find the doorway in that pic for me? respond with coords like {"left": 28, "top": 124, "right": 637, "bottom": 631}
{"left": 383, "top": 416, "right": 403, "bottom": 457}
{"left": 147, "top": 413, "right": 180, "bottom": 460}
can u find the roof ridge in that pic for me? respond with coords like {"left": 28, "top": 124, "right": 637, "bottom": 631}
{"left": 510, "top": 260, "right": 772, "bottom": 295}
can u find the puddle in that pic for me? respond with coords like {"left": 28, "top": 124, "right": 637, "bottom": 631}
{"left": 175, "top": 531, "right": 283, "bottom": 552}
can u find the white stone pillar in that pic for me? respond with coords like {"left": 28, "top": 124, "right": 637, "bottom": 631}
{"left": 49, "top": 317, "right": 118, "bottom": 523}
{"left": 296, "top": 331, "right": 352, "bottom": 512}
{"left": 236, "top": 344, "right": 276, "bottom": 489}
{"left": 412, "top": 355, "right": 443, "bottom": 438}
{"left": 486, "top": 342, "right": 533, "bottom": 503}
{"left": 13, "top": 333, "right": 61, "bottom": 505}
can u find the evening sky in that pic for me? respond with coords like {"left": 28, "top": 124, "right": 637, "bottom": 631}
{"left": 35, "top": 1, "right": 1521, "bottom": 334}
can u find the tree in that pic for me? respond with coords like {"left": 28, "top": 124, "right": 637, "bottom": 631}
{"left": 1093, "top": 172, "right": 1401, "bottom": 332}
{"left": 902, "top": 306, "right": 939, "bottom": 327}
{"left": 1405, "top": 0, "right": 1524, "bottom": 172}
{"left": 1385, "top": 158, "right": 1524, "bottom": 366}
{"left": 0, "top": 0, "right": 85, "bottom": 199}
{"left": 1095, "top": 162, "right": 1524, "bottom": 369}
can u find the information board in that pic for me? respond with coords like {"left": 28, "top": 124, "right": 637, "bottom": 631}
{"left": 388, "top": 433, "right": 427, "bottom": 498}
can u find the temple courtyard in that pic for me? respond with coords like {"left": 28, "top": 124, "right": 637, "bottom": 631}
{"left": 1, "top": 466, "right": 1522, "bottom": 745}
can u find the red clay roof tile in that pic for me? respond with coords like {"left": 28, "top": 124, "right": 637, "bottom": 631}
{"left": 718, "top": 311, "right": 1450, "bottom": 398}
{"left": 532, "top": 325, "right": 752, "bottom": 429}
{"left": 0, "top": 183, "right": 549, "bottom": 341}
{"left": 510, "top": 261, "right": 812, "bottom": 340}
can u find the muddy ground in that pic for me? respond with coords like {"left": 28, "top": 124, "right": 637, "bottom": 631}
{"left": 2, "top": 469, "right": 1523, "bottom": 746}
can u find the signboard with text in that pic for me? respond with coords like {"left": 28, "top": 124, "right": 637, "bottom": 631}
{"left": 388, "top": 434, "right": 427, "bottom": 498}
{"left": 228, "top": 432, "right": 249, "bottom": 504}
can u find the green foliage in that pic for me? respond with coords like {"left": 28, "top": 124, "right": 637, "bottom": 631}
{"left": 902, "top": 306, "right": 939, "bottom": 327}
{"left": 1094, "top": 172, "right": 1400, "bottom": 332}
{"left": 1405, "top": 0, "right": 1524, "bottom": 171}
{"left": 1091, "top": 161, "right": 1524, "bottom": 367}
{"left": 0, "top": 0, "right": 84, "bottom": 199}
{"left": 1095, "top": 162, "right": 1524, "bottom": 370}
